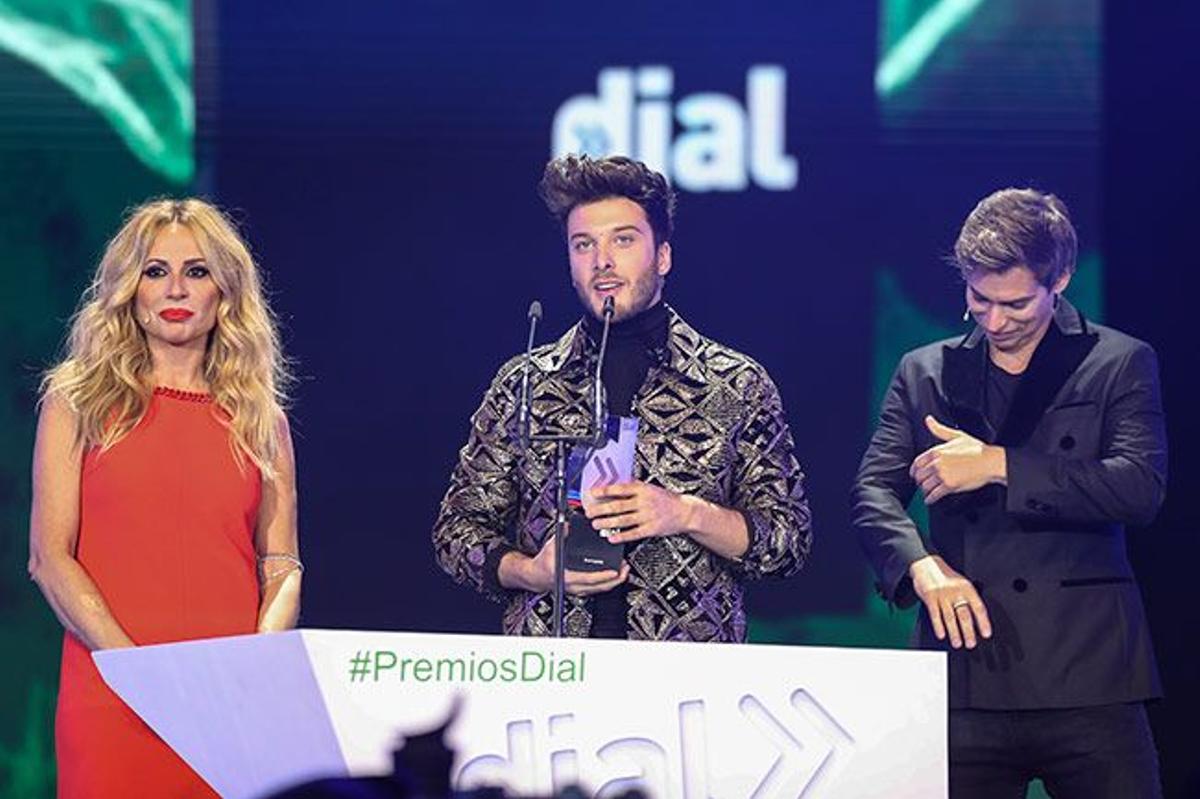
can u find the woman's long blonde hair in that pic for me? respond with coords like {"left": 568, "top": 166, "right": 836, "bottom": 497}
{"left": 42, "top": 198, "right": 292, "bottom": 475}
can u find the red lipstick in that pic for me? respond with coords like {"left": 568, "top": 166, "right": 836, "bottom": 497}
{"left": 159, "top": 308, "right": 194, "bottom": 322}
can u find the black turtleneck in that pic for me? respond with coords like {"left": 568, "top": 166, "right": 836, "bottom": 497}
{"left": 581, "top": 300, "right": 670, "bottom": 638}
{"left": 582, "top": 300, "right": 670, "bottom": 416}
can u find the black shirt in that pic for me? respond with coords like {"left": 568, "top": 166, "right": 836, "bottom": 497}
{"left": 581, "top": 301, "right": 670, "bottom": 637}
{"left": 985, "top": 357, "right": 1023, "bottom": 435}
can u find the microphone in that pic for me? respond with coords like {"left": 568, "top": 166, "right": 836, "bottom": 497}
{"left": 518, "top": 300, "right": 542, "bottom": 448}
{"left": 592, "top": 296, "right": 615, "bottom": 447}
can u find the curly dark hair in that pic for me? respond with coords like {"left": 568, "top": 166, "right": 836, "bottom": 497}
{"left": 952, "top": 188, "right": 1078, "bottom": 287}
{"left": 538, "top": 154, "right": 677, "bottom": 247}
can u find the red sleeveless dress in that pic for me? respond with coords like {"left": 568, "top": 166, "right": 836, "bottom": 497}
{"left": 55, "top": 387, "right": 261, "bottom": 798}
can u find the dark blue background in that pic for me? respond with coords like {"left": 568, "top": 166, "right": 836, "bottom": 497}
{"left": 204, "top": 1, "right": 1103, "bottom": 633}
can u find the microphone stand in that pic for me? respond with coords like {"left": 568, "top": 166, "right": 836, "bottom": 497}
{"left": 519, "top": 297, "right": 614, "bottom": 637}
{"left": 517, "top": 301, "right": 542, "bottom": 448}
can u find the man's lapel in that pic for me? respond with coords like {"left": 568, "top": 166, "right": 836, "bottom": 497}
{"left": 941, "top": 328, "right": 994, "bottom": 442}
{"left": 996, "top": 300, "right": 1098, "bottom": 446}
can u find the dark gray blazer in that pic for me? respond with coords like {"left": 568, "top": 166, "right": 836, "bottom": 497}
{"left": 853, "top": 298, "right": 1165, "bottom": 709}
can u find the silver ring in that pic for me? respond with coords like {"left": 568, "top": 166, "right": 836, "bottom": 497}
{"left": 951, "top": 598, "right": 970, "bottom": 610}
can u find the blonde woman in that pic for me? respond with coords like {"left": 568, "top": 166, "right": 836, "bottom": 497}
{"left": 28, "top": 199, "right": 301, "bottom": 798}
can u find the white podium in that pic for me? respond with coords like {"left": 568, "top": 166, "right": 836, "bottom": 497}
{"left": 95, "top": 629, "right": 946, "bottom": 798}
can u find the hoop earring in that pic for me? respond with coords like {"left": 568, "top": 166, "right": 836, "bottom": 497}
{"left": 1052, "top": 293, "right": 1061, "bottom": 309}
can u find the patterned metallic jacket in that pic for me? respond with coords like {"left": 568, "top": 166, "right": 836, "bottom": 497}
{"left": 433, "top": 307, "right": 811, "bottom": 641}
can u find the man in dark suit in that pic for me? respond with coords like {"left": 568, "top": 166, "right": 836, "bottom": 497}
{"left": 853, "top": 188, "right": 1166, "bottom": 798}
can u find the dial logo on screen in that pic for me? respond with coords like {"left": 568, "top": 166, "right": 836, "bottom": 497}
{"left": 552, "top": 65, "right": 797, "bottom": 192}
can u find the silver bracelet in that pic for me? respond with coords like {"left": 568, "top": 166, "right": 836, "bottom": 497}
{"left": 257, "top": 553, "right": 304, "bottom": 582}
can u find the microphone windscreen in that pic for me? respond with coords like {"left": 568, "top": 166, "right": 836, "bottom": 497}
{"left": 528, "top": 300, "right": 543, "bottom": 321}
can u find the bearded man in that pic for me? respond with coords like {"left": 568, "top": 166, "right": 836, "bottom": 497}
{"left": 434, "top": 155, "right": 811, "bottom": 641}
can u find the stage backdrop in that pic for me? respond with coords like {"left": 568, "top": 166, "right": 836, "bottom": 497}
{"left": 0, "top": 2, "right": 1113, "bottom": 797}
{"left": 203, "top": 0, "right": 1101, "bottom": 641}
